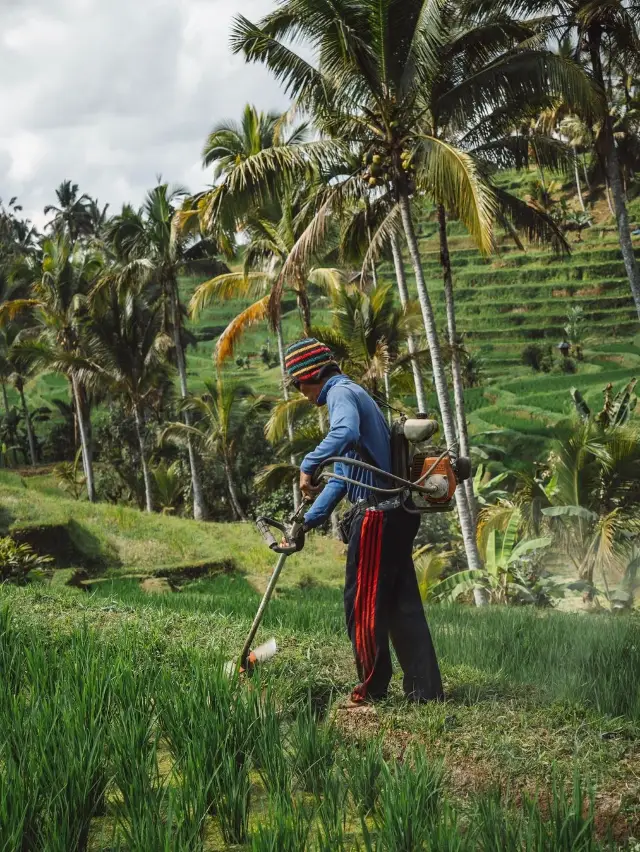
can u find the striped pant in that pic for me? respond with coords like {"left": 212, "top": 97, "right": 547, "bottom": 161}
{"left": 344, "top": 506, "right": 444, "bottom": 703}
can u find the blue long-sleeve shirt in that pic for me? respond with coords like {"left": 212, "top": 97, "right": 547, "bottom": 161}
{"left": 301, "top": 375, "right": 392, "bottom": 528}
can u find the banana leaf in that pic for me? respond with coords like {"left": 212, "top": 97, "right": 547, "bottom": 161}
{"left": 427, "top": 569, "right": 487, "bottom": 602}
{"left": 508, "top": 535, "right": 552, "bottom": 564}
{"left": 542, "top": 505, "right": 598, "bottom": 521}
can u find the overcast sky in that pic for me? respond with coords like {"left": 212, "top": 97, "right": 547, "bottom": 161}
{"left": 1, "top": 0, "right": 289, "bottom": 228}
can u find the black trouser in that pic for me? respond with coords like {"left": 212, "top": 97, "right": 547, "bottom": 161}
{"left": 344, "top": 506, "right": 444, "bottom": 703}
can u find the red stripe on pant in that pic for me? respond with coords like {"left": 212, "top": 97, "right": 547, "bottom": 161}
{"left": 362, "top": 512, "right": 382, "bottom": 688}
{"left": 353, "top": 510, "right": 383, "bottom": 700}
{"left": 354, "top": 512, "right": 374, "bottom": 674}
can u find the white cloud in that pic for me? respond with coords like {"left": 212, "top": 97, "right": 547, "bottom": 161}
{"left": 0, "top": 0, "right": 288, "bottom": 227}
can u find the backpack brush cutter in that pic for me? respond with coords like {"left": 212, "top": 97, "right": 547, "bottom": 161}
{"left": 227, "top": 413, "right": 471, "bottom": 676}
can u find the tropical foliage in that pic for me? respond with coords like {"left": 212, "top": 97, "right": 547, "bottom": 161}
{"left": 0, "top": 0, "right": 639, "bottom": 609}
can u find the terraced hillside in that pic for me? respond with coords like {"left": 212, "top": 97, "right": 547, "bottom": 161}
{"left": 10, "top": 207, "right": 640, "bottom": 462}
{"left": 373, "top": 221, "right": 640, "bottom": 454}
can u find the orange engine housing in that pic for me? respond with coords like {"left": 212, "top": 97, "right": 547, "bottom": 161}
{"left": 410, "top": 454, "right": 457, "bottom": 503}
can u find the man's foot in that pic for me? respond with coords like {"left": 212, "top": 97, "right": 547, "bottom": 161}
{"left": 405, "top": 691, "right": 445, "bottom": 704}
{"left": 336, "top": 696, "right": 378, "bottom": 713}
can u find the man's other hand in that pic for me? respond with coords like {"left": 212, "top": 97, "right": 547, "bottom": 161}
{"left": 300, "top": 471, "right": 322, "bottom": 499}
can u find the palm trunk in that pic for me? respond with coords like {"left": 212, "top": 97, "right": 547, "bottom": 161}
{"left": 2, "top": 382, "right": 18, "bottom": 465}
{"left": 383, "top": 371, "right": 392, "bottom": 426}
{"left": 224, "top": 454, "right": 247, "bottom": 521}
{"left": 276, "top": 320, "right": 301, "bottom": 510}
{"left": 71, "top": 374, "right": 95, "bottom": 502}
{"left": 133, "top": 404, "right": 153, "bottom": 513}
{"left": 398, "top": 190, "right": 486, "bottom": 604}
{"left": 532, "top": 144, "right": 546, "bottom": 194}
{"left": 573, "top": 147, "right": 586, "bottom": 212}
{"left": 390, "top": 234, "right": 428, "bottom": 412}
{"left": 605, "top": 178, "right": 615, "bottom": 216}
{"left": 4, "top": 385, "right": 19, "bottom": 467}
{"left": 365, "top": 201, "right": 379, "bottom": 290}
{"left": 330, "top": 511, "right": 341, "bottom": 540}
{"left": 296, "top": 286, "right": 312, "bottom": 336}
{"left": 582, "top": 156, "right": 591, "bottom": 192}
{"left": 607, "top": 151, "right": 640, "bottom": 317}
{"left": 78, "top": 384, "right": 94, "bottom": 491}
{"left": 438, "top": 206, "right": 477, "bottom": 522}
{"left": 590, "top": 31, "right": 640, "bottom": 321}
{"left": 170, "top": 288, "right": 207, "bottom": 520}
{"left": 17, "top": 381, "right": 36, "bottom": 467}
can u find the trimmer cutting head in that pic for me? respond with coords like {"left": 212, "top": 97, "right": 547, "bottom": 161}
{"left": 224, "top": 638, "right": 278, "bottom": 678}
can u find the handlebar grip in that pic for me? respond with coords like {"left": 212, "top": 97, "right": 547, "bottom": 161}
{"left": 256, "top": 516, "right": 306, "bottom": 554}
{"left": 256, "top": 518, "right": 278, "bottom": 550}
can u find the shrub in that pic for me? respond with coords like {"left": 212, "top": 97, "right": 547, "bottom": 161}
{"left": 0, "top": 537, "right": 53, "bottom": 585}
{"left": 560, "top": 357, "right": 578, "bottom": 374}
{"left": 521, "top": 344, "right": 553, "bottom": 372}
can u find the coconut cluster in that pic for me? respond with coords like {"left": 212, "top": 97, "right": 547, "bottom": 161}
{"left": 361, "top": 147, "right": 415, "bottom": 188}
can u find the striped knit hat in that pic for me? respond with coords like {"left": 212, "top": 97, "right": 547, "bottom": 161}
{"left": 284, "top": 338, "right": 340, "bottom": 384}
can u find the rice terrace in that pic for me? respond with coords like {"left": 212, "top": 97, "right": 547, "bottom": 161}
{"left": 2, "top": 0, "right": 640, "bottom": 849}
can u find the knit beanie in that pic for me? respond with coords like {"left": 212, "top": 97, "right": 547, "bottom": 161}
{"left": 284, "top": 338, "right": 340, "bottom": 384}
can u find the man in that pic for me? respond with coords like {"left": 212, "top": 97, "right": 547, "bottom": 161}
{"left": 284, "top": 337, "right": 444, "bottom": 705}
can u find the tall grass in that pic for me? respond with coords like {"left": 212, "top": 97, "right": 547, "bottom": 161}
{"left": 0, "top": 598, "right": 635, "bottom": 850}
{"left": 90, "top": 573, "right": 640, "bottom": 720}
{"left": 474, "top": 773, "right": 599, "bottom": 852}
{"left": 373, "top": 748, "right": 445, "bottom": 850}
{"left": 428, "top": 606, "right": 640, "bottom": 719}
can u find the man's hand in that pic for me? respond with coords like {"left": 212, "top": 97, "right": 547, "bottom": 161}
{"left": 300, "top": 471, "right": 322, "bottom": 500}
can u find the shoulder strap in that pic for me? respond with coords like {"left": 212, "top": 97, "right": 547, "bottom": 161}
{"left": 338, "top": 383, "right": 388, "bottom": 471}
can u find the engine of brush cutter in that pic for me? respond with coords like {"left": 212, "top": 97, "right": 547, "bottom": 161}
{"left": 391, "top": 415, "right": 471, "bottom": 512}
{"left": 311, "top": 414, "right": 472, "bottom": 513}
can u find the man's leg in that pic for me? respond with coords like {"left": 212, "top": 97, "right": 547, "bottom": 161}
{"left": 344, "top": 508, "right": 393, "bottom": 702}
{"left": 387, "top": 509, "right": 445, "bottom": 702}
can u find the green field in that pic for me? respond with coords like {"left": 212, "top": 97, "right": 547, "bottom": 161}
{"left": 1, "top": 478, "right": 639, "bottom": 848}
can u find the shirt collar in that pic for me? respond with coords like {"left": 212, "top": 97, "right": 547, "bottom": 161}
{"left": 317, "top": 373, "right": 347, "bottom": 406}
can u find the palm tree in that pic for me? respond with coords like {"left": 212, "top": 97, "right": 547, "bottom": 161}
{"left": 231, "top": 0, "right": 591, "bottom": 594}
{"left": 182, "top": 107, "right": 317, "bottom": 512}
{"left": 189, "top": 187, "right": 343, "bottom": 511}
{"left": 83, "top": 278, "right": 174, "bottom": 513}
{"left": 203, "top": 103, "right": 307, "bottom": 180}
{"left": 543, "top": 419, "right": 640, "bottom": 597}
{"left": 106, "top": 184, "right": 226, "bottom": 520}
{"left": 44, "top": 181, "right": 92, "bottom": 244}
{"left": 163, "top": 378, "right": 262, "bottom": 521}
{"left": 0, "top": 197, "right": 38, "bottom": 264}
{"left": 1, "top": 322, "right": 38, "bottom": 466}
{"left": 338, "top": 191, "right": 429, "bottom": 410}
{"left": 1, "top": 237, "right": 101, "bottom": 493}
{"left": 312, "top": 282, "right": 424, "bottom": 398}
{"left": 86, "top": 199, "right": 110, "bottom": 244}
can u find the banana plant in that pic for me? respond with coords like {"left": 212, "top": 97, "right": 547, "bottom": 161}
{"left": 473, "top": 464, "right": 510, "bottom": 507}
{"left": 483, "top": 511, "right": 552, "bottom": 603}
{"left": 423, "top": 509, "right": 552, "bottom": 604}
{"left": 414, "top": 545, "right": 454, "bottom": 603}
{"left": 571, "top": 379, "right": 638, "bottom": 427}
{"left": 542, "top": 504, "right": 640, "bottom": 605}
